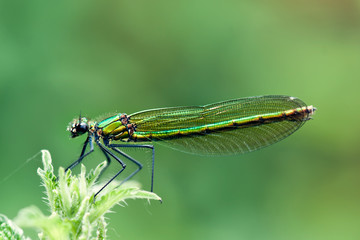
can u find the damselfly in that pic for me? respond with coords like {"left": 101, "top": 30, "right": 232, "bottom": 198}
{"left": 66, "top": 95, "right": 316, "bottom": 199}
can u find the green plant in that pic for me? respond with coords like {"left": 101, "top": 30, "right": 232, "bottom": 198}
{"left": 1, "top": 150, "right": 161, "bottom": 240}
{"left": 0, "top": 214, "right": 30, "bottom": 240}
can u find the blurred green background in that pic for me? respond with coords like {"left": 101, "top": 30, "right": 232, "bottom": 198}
{"left": 1, "top": 1, "right": 360, "bottom": 239}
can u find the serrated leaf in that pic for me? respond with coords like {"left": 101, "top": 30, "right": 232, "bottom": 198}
{"left": 11, "top": 150, "right": 161, "bottom": 240}
{"left": 0, "top": 214, "right": 30, "bottom": 240}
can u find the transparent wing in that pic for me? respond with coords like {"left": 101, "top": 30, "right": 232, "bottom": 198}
{"left": 129, "top": 95, "right": 310, "bottom": 155}
{"left": 154, "top": 119, "right": 306, "bottom": 155}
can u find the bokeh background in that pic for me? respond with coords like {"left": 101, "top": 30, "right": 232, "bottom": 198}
{"left": 1, "top": 1, "right": 360, "bottom": 239}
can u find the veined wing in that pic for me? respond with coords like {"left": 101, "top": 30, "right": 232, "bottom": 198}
{"left": 129, "top": 95, "right": 314, "bottom": 155}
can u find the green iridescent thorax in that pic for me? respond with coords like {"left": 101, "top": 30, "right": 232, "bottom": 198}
{"left": 97, "top": 115, "right": 120, "bottom": 128}
{"left": 96, "top": 115, "right": 129, "bottom": 139}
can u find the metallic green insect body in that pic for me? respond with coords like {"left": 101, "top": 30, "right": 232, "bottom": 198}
{"left": 66, "top": 95, "right": 316, "bottom": 199}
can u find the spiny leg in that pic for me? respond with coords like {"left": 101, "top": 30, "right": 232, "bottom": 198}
{"left": 108, "top": 144, "right": 155, "bottom": 192}
{"left": 65, "top": 135, "right": 94, "bottom": 172}
{"left": 94, "top": 141, "right": 126, "bottom": 200}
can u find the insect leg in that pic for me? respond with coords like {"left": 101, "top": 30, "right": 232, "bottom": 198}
{"left": 94, "top": 141, "right": 126, "bottom": 199}
{"left": 108, "top": 144, "right": 155, "bottom": 192}
{"left": 65, "top": 135, "right": 94, "bottom": 172}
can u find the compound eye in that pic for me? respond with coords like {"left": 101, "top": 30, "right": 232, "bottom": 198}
{"left": 77, "top": 122, "right": 88, "bottom": 134}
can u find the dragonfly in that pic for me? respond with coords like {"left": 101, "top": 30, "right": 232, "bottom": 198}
{"left": 66, "top": 95, "right": 316, "bottom": 199}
